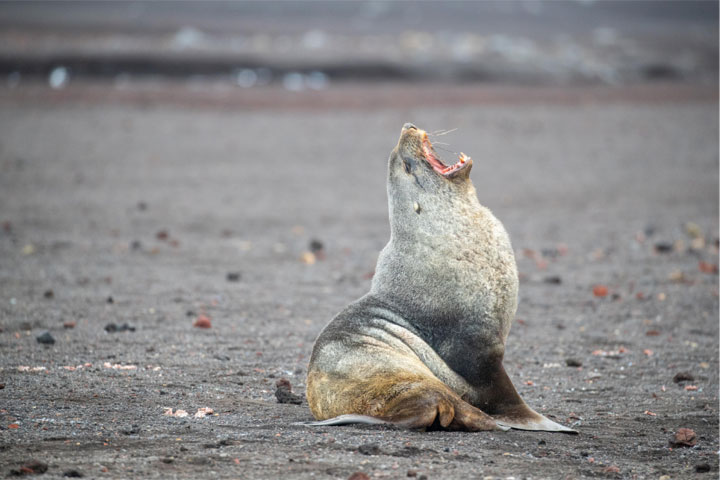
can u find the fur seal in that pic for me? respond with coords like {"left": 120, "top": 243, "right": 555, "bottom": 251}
{"left": 305, "top": 123, "right": 575, "bottom": 433}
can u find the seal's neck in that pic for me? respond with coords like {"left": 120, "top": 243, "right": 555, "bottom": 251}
{"left": 387, "top": 177, "right": 484, "bottom": 246}
{"left": 373, "top": 177, "right": 517, "bottom": 327}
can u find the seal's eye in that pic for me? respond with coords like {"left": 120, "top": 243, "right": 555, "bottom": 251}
{"left": 403, "top": 158, "right": 412, "bottom": 174}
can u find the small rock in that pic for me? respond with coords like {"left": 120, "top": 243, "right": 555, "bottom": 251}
{"left": 543, "top": 276, "right": 562, "bottom": 284}
{"left": 10, "top": 460, "right": 48, "bottom": 475}
{"left": 689, "top": 236, "right": 705, "bottom": 250}
{"left": 130, "top": 240, "right": 142, "bottom": 251}
{"left": 673, "top": 371, "right": 694, "bottom": 383}
{"left": 274, "top": 378, "right": 302, "bottom": 404}
{"left": 358, "top": 443, "right": 382, "bottom": 455}
{"left": 685, "top": 222, "right": 702, "bottom": 238}
{"left": 300, "top": 251, "right": 316, "bottom": 265}
{"left": 347, "top": 473, "right": 370, "bottom": 480}
{"left": 120, "top": 425, "right": 140, "bottom": 435}
{"left": 592, "top": 285, "right": 609, "bottom": 297}
{"left": 106, "top": 296, "right": 114, "bottom": 304}
{"left": 407, "top": 470, "right": 418, "bottom": 477}
{"left": 36, "top": 332, "right": 55, "bottom": 345}
{"left": 654, "top": 242, "right": 673, "bottom": 253}
{"left": 193, "top": 315, "right": 212, "bottom": 329}
{"left": 163, "top": 408, "right": 188, "bottom": 418}
{"left": 696, "top": 463, "right": 711, "bottom": 473}
{"left": 226, "top": 272, "right": 241, "bottom": 282}
{"left": 565, "top": 358, "right": 582, "bottom": 367}
{"left": 43, "top": 290, "right": 54, "bottom": 299}
{"left": 62, "top": 470, "right": 84, "bottom": 478}
{"left": 194, "top": 407, "right": 214, "bottom": 418}
{"left": 156, "top": 230, "right": 169, "bottom": 241}
{"left": 670, "top": 428, "right": 697, "bottom": 447}
{"left": 309, "top": 239, "right": 324, "bottom": 253}
{"left": 137, "top": 201, "right": 148, "bottom": 211}
{"left": 104, "top": 323, "right": 135, "bottom": 333}
{"left": 62, "top": 322, "right": 76, "bottom": 329}
{"left": 204, "top": 438, "right": 231, "bottom": 448}
{"left": 698, "top": 261, "right": 718, "bottom": 274}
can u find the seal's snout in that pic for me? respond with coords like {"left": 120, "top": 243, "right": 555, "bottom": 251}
{"left": 398, "top": 123, "right": 472, "bottom": 180}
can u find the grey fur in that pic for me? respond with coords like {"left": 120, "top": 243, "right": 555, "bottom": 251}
{"left": 308, "top": 124, "right": 574, "bottom": 433}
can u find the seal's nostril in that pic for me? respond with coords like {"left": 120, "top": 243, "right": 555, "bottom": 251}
{"left": 403, "top": 123, "right": 417, "bottom": 131}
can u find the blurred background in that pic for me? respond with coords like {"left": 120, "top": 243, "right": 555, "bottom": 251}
{"left": 0, "top": 0, "right": 717, "bottom": 103}
{"left": 0, "top": 3, "right": 718, "bottom": 476}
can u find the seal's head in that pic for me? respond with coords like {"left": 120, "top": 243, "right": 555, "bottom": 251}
{"left": 386, "top": 123, "right": 479, "bottom": 239}
{"left": 391, "top": 123, "right": 472, "bottom": 185}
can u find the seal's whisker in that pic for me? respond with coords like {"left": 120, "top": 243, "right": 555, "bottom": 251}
{"left": 430, "top": 128, "right": 458, "bottom": 137}
{"left": 434, "top": 145, "right": 459, "bottom": 156}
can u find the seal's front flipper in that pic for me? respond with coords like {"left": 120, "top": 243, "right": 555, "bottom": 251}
{"left": 472, "top": 363, "right": 577, "bottom": 434}
{"left": 493, "top": 406, "right": 577, "bottom": 433}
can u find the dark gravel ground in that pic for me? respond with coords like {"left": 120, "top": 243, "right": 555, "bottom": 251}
{"left": 0, "top": 84, "right": 717, "bottom": 479}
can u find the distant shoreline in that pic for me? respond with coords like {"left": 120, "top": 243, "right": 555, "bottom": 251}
{"left": 0, "top": 81, "right": 715, "bottom": 111}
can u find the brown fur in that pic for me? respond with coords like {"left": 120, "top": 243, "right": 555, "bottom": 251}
{"left": 307, "top": 369, "right": 497, "bottom": 431}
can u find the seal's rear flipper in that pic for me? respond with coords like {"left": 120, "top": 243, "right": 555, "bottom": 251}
{"left": 296, "top": 413, "right": 511, "bottom": 431}
{"left": 471, "top": 363, "right": 578, "bottom": 434}
{"left": 307, "top": 368, "right": 506, "bottom": 431}
{"left": 294, "top": 414, "right": 391, "bottom": 427}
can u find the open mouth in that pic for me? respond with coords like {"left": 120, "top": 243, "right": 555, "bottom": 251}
{"left": 421, "top": 134, "right": 471, "bottom": 178}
